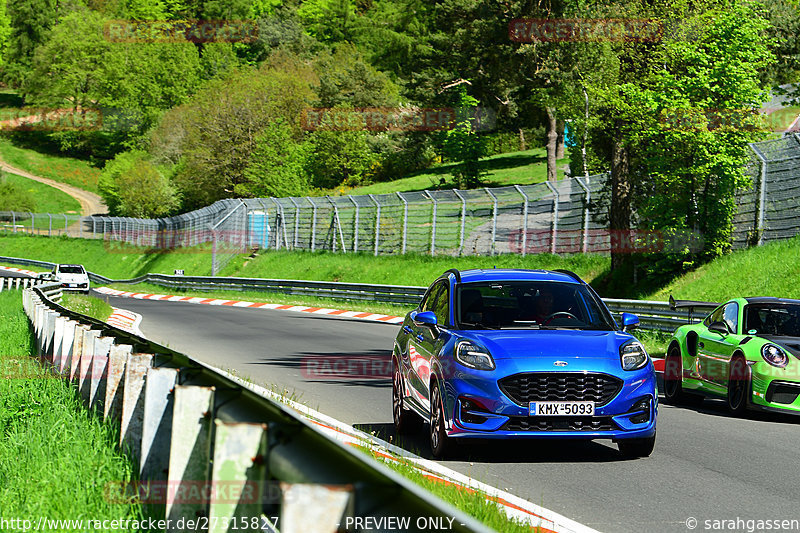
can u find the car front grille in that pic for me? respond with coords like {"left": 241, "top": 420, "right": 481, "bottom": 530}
{"left": 502, "top": 416, "right": 618, "bottom": 432}
{"left": 498, "top": 372, "right": 623, "bottom": 406}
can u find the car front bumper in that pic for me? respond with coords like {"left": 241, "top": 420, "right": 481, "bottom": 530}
{"left": 441, "top": 366, "right": 657, "bottom": 440}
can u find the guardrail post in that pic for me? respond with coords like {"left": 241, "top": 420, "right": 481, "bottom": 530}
{"left": 56, "top": 319, "right": 77, "bottom": 375}
{"left": 165, "top": 385, "right": 215, "bottom": 527}
{"left": 544, "top": 181, "right": 559, "bottom": 254}
{"left": 279, "top": 484, "right": 353, "bottom": 533}
{"left": 514, "top": 185, "right": 529, "bottom": 256}
{"left": 485, "top": 188, "right": 498, "bottom": 255}
{"left": 69, "top": 324, "right": 89, "bottom": 382}
{"left": 208, "top": 422, "right": 268, "bottom": 533}
{"left": 140, "top": 367, "right": 179, "bottom": 481}
{"left": 78, "top": 328, "right": 100, "bottom": 403}
{"left": 89, "top": 336, "right": 114, "bottom": 411}
{"left": 368, "top": 194, "right": 380, "bottom": 256}
{"left": 120, "top": 353, "right": 154, "bottom": 460}
{"left": 396, "top": 192, "right": 408, "bottom": 254}
{"left": 51, "top": 315, "right": 66, "bottom": 367}
{"left": 104, "top": 344, "right": 133, "bottom": 422}
{"left": 41, "top": 310, "right": 57, "bottom": 365}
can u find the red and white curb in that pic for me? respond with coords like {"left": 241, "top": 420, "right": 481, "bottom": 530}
{"left": 212, "top": 364, "right": 599, "bottom": 533}
{"left": 107, "top": 307, "right": 144, "bottom": 336}
{"left": 94, "top": 286, "right": 405, "bottom": 325}
{"left": 0, "top": 265, "right": 39, "bottom": 277}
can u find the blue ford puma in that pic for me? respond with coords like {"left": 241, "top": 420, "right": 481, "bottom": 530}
{"left": 392, "top": 269, "right": 657, "bottom": 458}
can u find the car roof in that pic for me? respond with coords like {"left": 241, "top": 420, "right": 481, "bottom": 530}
{"left": 744, "top": 296, "right": 800, "bottom": 305}
{"left": 446, "top": 268, "right": 582, "bottom": 284}
{"left": 57, "top": 264, "right": 84, "bottom": 269}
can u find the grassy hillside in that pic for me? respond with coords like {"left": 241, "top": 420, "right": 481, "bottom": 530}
{"left": 0, "top": 137, "right": 102, "bottom": 194}
{"left": 2, "top": 172, "right": 81, "bottom": 214}
{"left": 336, "top": 147, "right": 570, "bottom": 196}
{"left": 0, "top": 233, "right": 608, "bottom": 286}
{"left": 647, "top": 235, "right": 800, "bottom": 302}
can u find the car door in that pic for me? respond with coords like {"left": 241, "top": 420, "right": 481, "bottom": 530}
{"left": 408, "top": 280, "right": 449, "bottom": 410}
{"left": 698, "top": 302, "right": 741, "bottom": 390}
{"left": 405, "top": 282, "right": 444, "bottom": 407}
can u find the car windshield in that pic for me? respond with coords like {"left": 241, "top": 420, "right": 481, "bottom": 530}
{"left": 457, "top": 281, "right": 615, "bottom": 330}
{"left": 744, "top": 304, "right": 800, "bottom": 337}
{"left": 58, "top": 266, "right": 84, "bottom": 274}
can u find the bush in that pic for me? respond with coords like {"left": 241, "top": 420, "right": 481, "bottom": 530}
{"left": 0, "top": 175, "right": 35, "bottom": 212}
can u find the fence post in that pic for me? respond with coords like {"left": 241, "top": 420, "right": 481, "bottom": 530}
{"left": 326, "top": 196, "right": 346, "bottom": 253}
{"left": 424, "top": 191, "right": 437, "bottom": 255}
{"left": 47, "top": 214, "right": 52, "bottom": 236}
{"left": 12, "top": 211, "right": 15, "bottom": 233}
{"left": 348, "top": 195, "right": 359, "bottom": 253}
{"left": 63, "top": 214, "right": 68, "bottom": 236}
{"left": 369, "top": 194, "right": 380, "bottom": 256}
{"left": 513, "top": 185, "right": 529, "bottom": 256}
{"left": 453, "top": 190, "right": 466, "bottom": 256}
{"left": 29, "top": 211, "right": 34, "bottom": 234}
{"left": 574, "top": 176, "right": 591, "bottom": 254}
{"left": 544, "top": 181, "right": 559, "bottom": 254}
{"left": 396, "top": 192, "right": 408, "bottom": 255}
{"left": 287, "top": 197, "right": 300, "bottom": 250}
{"left": 307, "top": 197, "right": 318, "bottom": 252}
{"left": 750, "top": 143, "right": 767, "bottom": 246}
{"left": 484, "top": 188, "right": 498, "bottom": 255}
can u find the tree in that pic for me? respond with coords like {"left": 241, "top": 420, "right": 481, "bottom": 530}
{"left": 3, "top": 0, "right": 59, "bottom": 86}
{"left": 239, "top": 120, "right": 311, "bottom": 197}
{"left": 313, "top": 43, "right": 400, "bottom": 108}
{"left": 99, "top": 150, "right": 179, "bottom": 217}
{"left": 439, "top": 87, "right": 488, "bottom": 188}
{"left": 306, "top": 129, "right": 377, "bottom": 189}
{"left": 0, "top": 0, "right": 12, "bottom": 66}
{"left": 152, "top": 51, "right": 318, "bottom": 209}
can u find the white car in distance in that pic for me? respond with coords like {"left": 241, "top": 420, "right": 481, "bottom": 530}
{"left": 43, "top": 264, "right": 91, "bottom": 294}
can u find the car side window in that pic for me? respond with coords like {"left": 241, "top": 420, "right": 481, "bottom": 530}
{"left": 420, "top": 284, "right": 442, "bottom": 313}
{"left": 722, "top": 302, "right": 739, "bottom": 334}
{"left": 430, "top": 282, "right": 450, "bottom": 327}
{"left": 704, "top": 305, "right": 725, "bottom": 327}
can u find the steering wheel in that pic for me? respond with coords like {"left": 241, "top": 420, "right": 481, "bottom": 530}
{"left": 542, "top": 311, "right": 579, "bottom": 325}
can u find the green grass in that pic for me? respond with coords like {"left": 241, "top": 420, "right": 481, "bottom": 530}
{"left": 62, "top": 292, "right": 114, "bottom": 322}
{"left": 0, "top": 234, "right": 610, "bottom": 286}
{"left": 0, "top": 290, "right": 142, "bottom": 523}
{"left": 646, "top": 235, "right": 800, "bottom": 302}
{"left": 368, "top": 450, "right": 533, "bottom": 532}
{"left": 336, "top": 148, "right": 570, "bottom": 196}
{"left": 2, "top": 172, "right": 82, "bottom": 214}
{"left": 0, "top": 136, "right": 102, "bottom": 194}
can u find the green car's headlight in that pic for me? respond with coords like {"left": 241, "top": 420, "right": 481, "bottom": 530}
{"left": 455, "top": 342, "right": 495, "bottom": 371}
{"left": 620, "top": 341, "right": 649, "bottom": 371}
{"left": 761, "top": 343, "right": 788, "bottom": 368}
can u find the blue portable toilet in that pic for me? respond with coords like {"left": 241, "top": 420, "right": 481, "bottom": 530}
{"left": 248, "top": 210, "right": 269, "bottom": 249}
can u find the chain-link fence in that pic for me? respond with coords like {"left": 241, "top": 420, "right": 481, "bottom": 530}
{"left": 2, "top": 133, "right": 800, "bottom": 273}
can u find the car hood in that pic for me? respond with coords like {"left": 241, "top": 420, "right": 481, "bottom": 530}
{"left": 457, "top": 329, "right": 635, "bottom": 373}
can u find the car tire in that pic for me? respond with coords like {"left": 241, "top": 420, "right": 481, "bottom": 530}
{"left": 727, "top": 356, "right": 750, "bottom": 416}
{"left": 663, "top": 347, "right": 703, "bottom": 406}
{"left": 392, "top": 360, "right": 417, "bottom": 434}
{"left": 429, "top": 381, "right": 451, "bottom": 459}
{"left": 618, "top": 433, "right": 656, "bottom": 458}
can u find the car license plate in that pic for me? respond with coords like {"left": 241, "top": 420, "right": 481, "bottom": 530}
{"left": 529, "top": 401, "right": 595, "bottom": 416}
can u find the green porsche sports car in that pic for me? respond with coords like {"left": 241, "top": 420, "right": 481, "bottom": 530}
{"left": 664, "top": 296, "right": 800, "bottom": 415}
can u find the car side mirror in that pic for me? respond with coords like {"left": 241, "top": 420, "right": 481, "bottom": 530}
{"left": 708, "top": 321, "right": 729, "bottom": 335}
{"left": 411, "top": 310, "right": 438, "bottom": 329}
{"left": 621, "top": 312, "right": 639, "bottom": 332}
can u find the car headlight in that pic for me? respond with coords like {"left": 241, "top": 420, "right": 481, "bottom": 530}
{"left": 455, "top": 342, "right": 495, "bottom": 371}
{"left": 620, "top": 341, "right": 648, "bottom": 371}
{"left": 761, "top": 343, "right": 788, "bottom": 368}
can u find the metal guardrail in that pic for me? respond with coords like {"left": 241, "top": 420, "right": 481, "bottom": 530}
{"left": 1, "top": 254, "right": 717, "bottom": 331}
{"left": 0, "top": 276, "right": 62, "bottom": 301}
{"left": 22, "top": 285, "right": 493, "bottom": 533}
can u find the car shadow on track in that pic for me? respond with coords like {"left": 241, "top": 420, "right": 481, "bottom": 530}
{"left": 250, "top": 350, "right": 393, "bottom": 388}
{"left": 354, "top": 422, "right": 626, "bottom": 463}
{"left": 658, "top": 393, "right": 800, "bottom": 425}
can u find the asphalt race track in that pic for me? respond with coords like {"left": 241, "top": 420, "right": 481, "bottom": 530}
{"left": 95, "top": 292, "right": 800, "bottom": 533}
